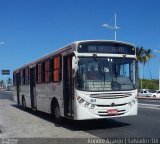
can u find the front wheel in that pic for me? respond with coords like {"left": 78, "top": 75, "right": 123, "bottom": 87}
{"left": 153, "top": 95, "right": 156, "bottom": 98}
{"left": 53, "top": 102, "right": 62, "bottom": 123}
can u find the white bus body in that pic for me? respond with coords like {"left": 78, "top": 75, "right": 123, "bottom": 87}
{"left": 13, "top": 40, "right": 138, "bottom": 121}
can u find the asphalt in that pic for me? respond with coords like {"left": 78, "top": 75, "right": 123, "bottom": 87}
{"left": 0, "top": 91, "right": 160, "bottom": 142}
{"left": 83, "top": 106, "right": 160, "bottom": 138}
{"left": 0, "top": 91, "right": 13, "bottom": 101}
{"left": 0, "top": 99, "right": 96, "bottom": 139}
{"left": 138, "top": 98, "right": 160, "bottom": 105}
{"left": 83, "top": 99, "right": 160, "bottom": 138}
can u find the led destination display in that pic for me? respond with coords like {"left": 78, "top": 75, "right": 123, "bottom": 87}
{"left": 78, "top": 42, "right": 135, "bottom": 55}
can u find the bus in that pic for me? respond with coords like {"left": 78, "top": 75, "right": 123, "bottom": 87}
{"left": 13, "top": 40, "right": 138, "bottom": 122}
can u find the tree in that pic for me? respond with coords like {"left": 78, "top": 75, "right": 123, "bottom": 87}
{"left": 0, "top": 80, "right": 4, "bottom": 90}
{"left": 7, "top": 78, "right": 12, "bottom": 85}
{"left": 136, "top": 47, "right": 154, "bottom": 89}
{"left": 145, "top": 49, "right": 154, "bottom": 79}
{"left": 136, "top": 47, "right": 145, "bottom": 63}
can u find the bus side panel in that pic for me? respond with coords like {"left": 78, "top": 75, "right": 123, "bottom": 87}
{"left": 13, "top": 86, "right": 18, "bottom": 103}
{"left": 14, "top": 72, "right": 20, "bottom": 104}
{"left": 20, "top": 85, "right": 31, "bottom": 108}
{"left": 36, "top": 83, "right": 64, "bottom": 116}
{"left": 13, "top": 84, "right": 32, "bottom": 109}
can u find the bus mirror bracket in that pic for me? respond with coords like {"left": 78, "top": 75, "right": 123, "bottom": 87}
{"left": 72, "top": 51, "right": 79, "bottom": 77}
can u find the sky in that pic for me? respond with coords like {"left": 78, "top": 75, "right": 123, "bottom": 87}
{"left": 0, "top": 0, "right": 160, "bottom": 80}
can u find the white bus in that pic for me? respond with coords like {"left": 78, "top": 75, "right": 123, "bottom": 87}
{"left": 13, "top": 40, "right": 138, "bottom": 122}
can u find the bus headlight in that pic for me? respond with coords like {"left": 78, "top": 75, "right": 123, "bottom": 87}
{"left": 129, "top": 99, "right": 136, "bottom": 107}
{"left": 79, "top": 98, "right": 84, "bottom": 104}
{"left": 77, "top": 96, "right": 81, "bottom": 101}
{"left": 84, "top": 102, "right": 90, "bottom": 107}
{"left": 77, "top": 96, "right": 95, "bottom": 109}
{"left": 77, "top": 96, "right": 84, "bottom": 104}
{"left": 132, "top": 99, "right": 136, "bottom": 105}
{"left": 91, "top": 104, "right": 95, "bottom": 109}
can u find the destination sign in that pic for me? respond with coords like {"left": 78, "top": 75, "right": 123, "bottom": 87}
{"left": 78, "top": 42, "right": 135, "bottom": 55}
{"left": 87, "top": 81, "right": 111, "bottom": 91}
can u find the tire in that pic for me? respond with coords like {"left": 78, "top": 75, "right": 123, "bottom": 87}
{"left": 153, "top": 95, "right": 156, "bottom": 98}
{"left": 22, "top": 97, "right": 26, "bottom": 110}
{"left": 52, "top": 102, "right": 62, "bottom": 123}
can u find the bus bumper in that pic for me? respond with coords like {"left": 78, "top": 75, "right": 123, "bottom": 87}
{"left": 74, "top": 99, "right": 138, "bottom": 120}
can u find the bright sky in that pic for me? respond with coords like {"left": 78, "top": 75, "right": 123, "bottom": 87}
{"left": 0, "top": 0, "right": 160, "bottom": 80}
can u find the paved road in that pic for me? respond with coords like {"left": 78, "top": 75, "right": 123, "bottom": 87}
{"left": 0, "top": 92, "right": 160, "bottom": 140}
{"left": 0, "top": 100, "right": 95, "bottom": 139}
{"left": 139, "top": 98, "right": 160, "bottom": 105}
{"left": 0, "top": 91, "right": 13, "bottom": 101}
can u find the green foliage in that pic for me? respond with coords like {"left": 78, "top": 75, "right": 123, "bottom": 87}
{"left": 136, "top": 46, "right": 154, "bottom": 80}
{"left": 136, "top": 47, "right": 154, "bottom": 65}
{"left": 138, "top": 79, "right": 159, "bottom": 90}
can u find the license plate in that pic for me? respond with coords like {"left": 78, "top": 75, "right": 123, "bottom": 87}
{"left": 107, "top": 109, "right": 118, "bottom": 115}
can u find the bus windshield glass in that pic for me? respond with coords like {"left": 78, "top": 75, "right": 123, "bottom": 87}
{"left": 76, "top": 57, "right": 137, "bottom": 91}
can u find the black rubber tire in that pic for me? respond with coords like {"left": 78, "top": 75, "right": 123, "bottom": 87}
{"left": 153, "top": 95, "right": 156, "bottom": 98}
{"left": 53, "top": 102, "right": 62, "bottom": 123}
{"left": 22, "top": 97, "right": 26, "bottom": 110}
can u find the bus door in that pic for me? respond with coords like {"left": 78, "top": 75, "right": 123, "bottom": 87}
{"left": 30, "top": 67, "right": 37, "bottom": 109}
{"left": 16, "top": 72, "right": 20, "bottom": 104}
{"left": 63, "top": 55, "right": 74, "bottom": 118}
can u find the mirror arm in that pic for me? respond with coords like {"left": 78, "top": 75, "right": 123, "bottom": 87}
{"left": 73, "top": 51, "right": 78, "bottom": 58}
{"left": 72, "top": 51, "right": 79, "bottom": 78}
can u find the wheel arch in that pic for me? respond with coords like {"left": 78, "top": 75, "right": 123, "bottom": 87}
{"left": 21, "top": 95, "right": 27, "bottom": 109}
{"left": 51, "top": 97, "right": 59, "bottom": 114}
{"left": 50, "top": 97, "right": 64, "bottom": 118}
{"left": 21, "top": 95, "right": 25, "bottom": 104}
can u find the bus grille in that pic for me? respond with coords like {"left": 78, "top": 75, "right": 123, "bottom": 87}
{"left": 96, "top": 103, "right": 127, "bottom": 107}
{"left": 90, "top": 92, "right": 132, "bottom": 99}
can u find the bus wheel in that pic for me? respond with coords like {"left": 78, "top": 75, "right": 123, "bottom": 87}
{"left": 53, "top": 102, "right": 62, "bottom": 123}
{"left": 22, "top": 97, "right": 26, "bottom": 110}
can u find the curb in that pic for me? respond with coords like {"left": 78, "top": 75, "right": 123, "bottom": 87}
{"left": 138, "top": 96, "right": 160, "bottom": 100}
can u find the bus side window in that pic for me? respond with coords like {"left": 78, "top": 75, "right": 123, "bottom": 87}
{"left": 53, "top": 55, "right": 61, "bottom": 82}
{"left": 42, "top": 62, "right": 45, "bottom": 83}
{"left": 45, "top": 59, "right": 51, "bottom": 83}
{"left": 20, "top": 70, "right": 24, "bottom": 85}
{"left": 25, "top": 68, "right": 29, "bottom": 85}
{"left": 37, "top": 63, "right": 42, "bottom": 84}
{"left": 13, "top": 72, "right": 16, "bottom": 86}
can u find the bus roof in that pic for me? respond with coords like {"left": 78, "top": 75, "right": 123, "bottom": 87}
{"left": 13, "top": 40, "right": 135, "bottom": 72}
{"left": 74, "top": 40, "right": 135, "bottom": 47}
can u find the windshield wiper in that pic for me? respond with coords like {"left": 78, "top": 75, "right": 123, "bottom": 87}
{"left": 93, "top": 54, "right": 105, "bottom": 82}
{"left": 93, "top": 54, "right": 104, "bottom": 74}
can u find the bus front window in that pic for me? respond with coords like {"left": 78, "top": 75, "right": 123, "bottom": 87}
{"left": 76, "top": 57, "right": 137, "bottom": 91}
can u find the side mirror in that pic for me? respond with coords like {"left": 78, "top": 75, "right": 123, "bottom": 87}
{"left": 72, "top": 56, "right": 79, "bottom": 77}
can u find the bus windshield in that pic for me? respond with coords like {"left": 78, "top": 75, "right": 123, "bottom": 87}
{"left": 76, "top": 57, "right": 137, "bottom": 91}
